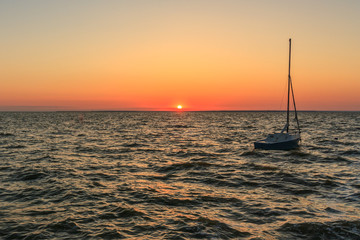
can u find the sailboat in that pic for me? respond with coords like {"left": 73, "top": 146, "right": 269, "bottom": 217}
{"left": 254, "top": 38, "right": 301, "bottom": 150}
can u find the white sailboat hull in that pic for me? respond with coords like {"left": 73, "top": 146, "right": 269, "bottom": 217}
{"left": 254, "top": 133, "right": 300, "bottom": 150}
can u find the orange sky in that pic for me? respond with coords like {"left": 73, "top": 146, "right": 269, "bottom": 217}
{"left": 1, "top": 1, "right": 359, "bottom": 111}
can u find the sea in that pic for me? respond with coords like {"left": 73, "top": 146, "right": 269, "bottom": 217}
{"left": 0, "top": 111, "right": 359, "bottom": 239}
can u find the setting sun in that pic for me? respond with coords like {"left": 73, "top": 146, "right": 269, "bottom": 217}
{"left": 0, "top": 1, "right": 359, "bottom": 111}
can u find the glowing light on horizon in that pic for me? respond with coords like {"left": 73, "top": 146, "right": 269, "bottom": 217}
{"left": 0, "top": 2, "right": 359, "bottom": 111}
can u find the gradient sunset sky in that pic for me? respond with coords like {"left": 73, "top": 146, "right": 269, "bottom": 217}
{"left": 1, "top": 1, "right": 359, "bottom": 111}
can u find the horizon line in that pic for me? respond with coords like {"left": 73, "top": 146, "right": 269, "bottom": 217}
{"left": 1, "top": 110, "right": 359, "bottom": 113}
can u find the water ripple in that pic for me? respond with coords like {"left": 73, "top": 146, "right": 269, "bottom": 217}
{"left": 0, "top": 111, "right": 359, "bottom": 239}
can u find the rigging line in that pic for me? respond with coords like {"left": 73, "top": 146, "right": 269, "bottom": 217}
{"left": 290, "top": 77, "right": 301, "bottom": 134}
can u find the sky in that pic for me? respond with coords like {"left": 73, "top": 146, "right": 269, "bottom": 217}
{"left": 1, "top": 0, "right": 359, "bottom": 111}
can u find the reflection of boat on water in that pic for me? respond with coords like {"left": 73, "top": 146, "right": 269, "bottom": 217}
{"left": 254, "top": 38, "right": 301, "bottom": 150}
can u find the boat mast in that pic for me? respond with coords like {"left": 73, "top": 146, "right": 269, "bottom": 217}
{"left": 286, "top": 38, "right": 291, "bottom": 133}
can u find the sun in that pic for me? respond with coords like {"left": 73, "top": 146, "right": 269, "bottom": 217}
{"left": 177, "top": 105, "right": 183, "bottom": 110}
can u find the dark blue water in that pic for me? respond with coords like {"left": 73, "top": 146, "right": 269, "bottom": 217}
{"left": 1, "top": 111, "right": 359, "bottom": 239}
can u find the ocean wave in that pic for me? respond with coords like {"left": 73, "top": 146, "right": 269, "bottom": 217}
{"left": 190, "top": 216, "right": 251, "bottom": 239}
{"left": 165, "top": 124, "right": 193, "bottom": 128}
{"left": 98, "top": 205, "right": 145, "bottom": 219}
{"left": 343, "top": 149, "right": 360, "bottom": 155}
{"left": 198, "top": 195, "right": 243, "bottom": 205}
{"left": 157, "top": 161, "right": 213, "bottom": 173}
{"left": 150, "top": 195, "right": 200, "bottom": 207}
{"left": 323, "top": 155, "right": 353, "bottom": 163}
{"left": 0, "top": 132, "right": 14, "bottom": 137}
{"left": 246, "top": 162, "right": 279, "bottom": 171}
{"left": 6, "top": 144, "right": 26, "bottom": 149}
{"left": 13, "top": 168, "right": 48, "bottom": 181}
{"left": 240, "top": 150, "right": 266, "bottom": 157}
{"left": 45, "top": 219, "right": 82, "bottom": 234}
{"left": 121, "top": 142, "right": 148, "bottom": 148}
{"left": 165, "top": 149, "right": 218, "bottom": 158}
{"left": 201, "top": 176, "right": 259, "bottom": 188}
{"left": 94, "top": 228, "right": 125, "bottom": 239}
{"left": 278, "top": 220, "right": 360, "bottom": 240}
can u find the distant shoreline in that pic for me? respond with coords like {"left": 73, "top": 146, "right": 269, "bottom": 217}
{"left": 1, "top": 110, "right": 359, "bottom": 113}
